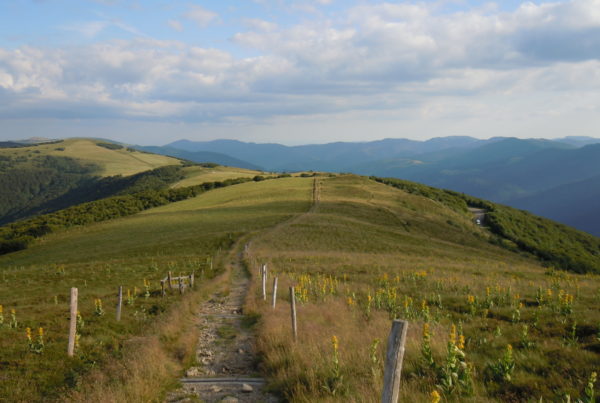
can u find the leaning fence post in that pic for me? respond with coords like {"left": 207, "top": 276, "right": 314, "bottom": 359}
{"left": 381, "top": 320, "right": 409, "bottom": 403}
{"left": 272, "top": 277, "right": 278, "bottom": 309}
{"left": 289, "top": 286, "right": 297, "bottom": 341}
{"left": 116, "top": 286, "right": 123, "bottom": 321}
{"left": 167, "top": 271, "right": 173, "bottom": 290}
{"left": 262, "top": 264, "right": 267, "bottom": 301}
{"left": 160, "top": 280, "right": 166, "bottom": 297}
{"left": 67, "top": 287, "right": 78, "bottom": 357}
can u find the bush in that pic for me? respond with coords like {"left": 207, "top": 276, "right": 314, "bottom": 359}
{"left": 96, "top": 142, "right": 124, "bottom": 150}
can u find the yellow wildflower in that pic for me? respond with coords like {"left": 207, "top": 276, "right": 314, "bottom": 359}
{"left": 449, "top": 324, "right": 457, "bottom": 345}
{"left": 423, "top": 323, "right": 430, "bottom": 339}
{"left": 458, "top": 334, "right": 465, "bottom": 350}
{"left": 430, "top": 390, "right": 441, "bottom": 403}
{"left": 332, "top": 335, "right": 339, "bottom": 352}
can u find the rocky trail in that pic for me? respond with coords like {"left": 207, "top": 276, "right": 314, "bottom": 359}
{"left": 166, "top": 248, "right": 278, "bottom": 403}
{"left": 166, "top": 179, "right": 320, "bottom": 403}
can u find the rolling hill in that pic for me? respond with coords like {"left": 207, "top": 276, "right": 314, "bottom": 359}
{"left": 0, "top": 138, "right": 264, "bottom": 226}
{"left": 0, "top": 174, "right": 598, "bottom": 402}
{"left": 165, "top": 136, "right": 600, "bottom": 236}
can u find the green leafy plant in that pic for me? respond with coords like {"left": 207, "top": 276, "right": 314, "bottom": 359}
{"left": 323, "top": 335, "right": 344, "bottom": 396}
{"left": 489, "top": 344, "right": 515, "bottom": 382}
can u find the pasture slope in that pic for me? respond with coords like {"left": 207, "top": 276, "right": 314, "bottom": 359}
{"left": 0, "top": 174, "right": 598, "bottom": 402}
{"left": 0, "top": 138, "right": 182, "bottom": 177}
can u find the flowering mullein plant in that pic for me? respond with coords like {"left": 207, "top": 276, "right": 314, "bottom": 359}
{"left": 26, "top": 327, "right": 44, "bottom": 354}
{"left": 94, "top": 299, "right": 104, "bottom": 316}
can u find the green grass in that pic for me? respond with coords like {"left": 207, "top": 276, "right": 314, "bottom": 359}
{"left": 1, "top": 173, "right": 598, "bottom": 402}
{"left": 0, "top": 177, "right": 313, "bottom": 401}
{"left": 172, "top": 165, "right": 262, "bottom": 188}
{"left": 0, "top": 138, "right": 181, "bottom": 177}
{"left": 373, "top": 176, "right": 600, "bottom": 274}
{"left": 245, "top": 175, "right": 600, "bottom": 402}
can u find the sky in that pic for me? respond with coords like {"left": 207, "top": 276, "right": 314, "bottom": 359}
{"left": 1, "top": 0, "right": 600, "bottom": 145}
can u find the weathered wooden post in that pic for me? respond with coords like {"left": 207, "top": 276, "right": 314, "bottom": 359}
{"left": 381, "top": 320, "right": 409, "bottom": 403}
{"left": 261, "top": 264, "right": 267, "bottom": 301}
{"left": 167, "top": 271, "right": 173, "bottom": 290}
{"left": 289, "top": 286, "right": 297, "bottom": 341}
{"left": 160, "top": 279, "right": 166, "bottom": 297}
{"left": 189, "top": 273, "right": 194, "bottom": 288}
{"left": 178, "top": 276, "right": 184, "bottom": 295}
{"left": 116, "top": 286, "right": 123, "bottom": 321}
{"left": 67, "top": 287, "right": 78, "bottom": 357}
{"left": 272, "top": 277, "right": 278, "bottom": 309}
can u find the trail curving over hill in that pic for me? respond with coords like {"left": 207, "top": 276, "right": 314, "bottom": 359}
{"left": 166, "top": 178, "right": 320, "bottom": 402}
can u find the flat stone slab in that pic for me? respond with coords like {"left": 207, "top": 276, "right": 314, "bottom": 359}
{"left": 180, "top": 377, "right": 266, "bottom": 385}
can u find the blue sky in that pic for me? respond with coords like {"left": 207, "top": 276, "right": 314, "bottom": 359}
{"left": 1, "top": 0, "right": 600, "bottom": 145}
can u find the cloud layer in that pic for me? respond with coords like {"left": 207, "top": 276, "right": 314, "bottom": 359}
{"left": 1, "top": 0, "right": 600, "bottom": 141}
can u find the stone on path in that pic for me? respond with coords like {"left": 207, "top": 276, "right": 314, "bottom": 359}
{"left": 185, "top": 367, "right": 202, "bottom": 377}
{"left": 241, "top": 383, "right": 253, "bottom": 393}
{"left": 220, "top": 397, "right": 239, "bottom": 403}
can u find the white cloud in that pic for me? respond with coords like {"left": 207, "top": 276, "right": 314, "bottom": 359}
{"left": 2, "top": 0, "right": 600, "bottom": 143}
{"left": 242, "top": 18, "right": 278, "bottom": 32}
{"left": 168, "top": 19, "right": 184, "bottom": 32}
{"left": 184, "top": 5, "right": 218, "bottom": 28}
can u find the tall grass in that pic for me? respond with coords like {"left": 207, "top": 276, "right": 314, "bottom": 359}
{"left": 247, "top": 175, "right": 600, "bottom": 402}
{"left": 0, "top": 177, "right": 313, "bottom": 401}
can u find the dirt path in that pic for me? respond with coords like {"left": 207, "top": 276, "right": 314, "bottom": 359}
{"left": 166, "top": 178, "right": 321, "bottom": 403}
{"left": 165, "top": 243, "right": 277, "bottom": 403}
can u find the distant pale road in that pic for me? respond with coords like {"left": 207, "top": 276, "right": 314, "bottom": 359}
{"left": 468, "top": 207, "right": 487, "bottom": 226}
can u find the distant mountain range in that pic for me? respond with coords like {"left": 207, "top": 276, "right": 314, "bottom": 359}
{"left": 134, "top": 145, "right": 262, "bottom": 171}
{"left": 163, "top": 136, "right": 600, "bottom": 236}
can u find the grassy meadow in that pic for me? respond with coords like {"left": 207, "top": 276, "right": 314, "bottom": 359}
{"left": 245, "top": 175, "right": 600, "bottom": 402}
{"left": 172, "top": 165, "right": 262, "bottom": 188}
{"left": 0, "top": 177, "right": 313, "bottom": 401}
{"left": 0, "top": 172, "right": 598, "bottom": 402}
{"left": 0, "top": 138, "right": 181, "bottom": 176}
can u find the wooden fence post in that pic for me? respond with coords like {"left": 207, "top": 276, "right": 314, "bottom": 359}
{"left": 179, "top": 276, "right": 184, "bottom": 295}
{"left": 167, "top": 271, "right": 173, "bottom": 290}
{"left": 262, "top": 264, "right": 267, "bottom": 301}
{"left": 189, "top": 273, "right": 194, "bottom": 288}
{"left": 381, "top": 320, "right": 409, "bottom": 403}
{"left": 160, "top": 280, "right": 165, "bottom": 297}
{"left": 116, "top": 286, "right": 123, "bottom": 321}
{"left": 272, "top": 277, "right": 278, "bottom": 308}
{"left": 289, "top": 286, "right": 297, "bottom": 341}
{"left": 67, "top": 287, "right": 78, "bottom": 357}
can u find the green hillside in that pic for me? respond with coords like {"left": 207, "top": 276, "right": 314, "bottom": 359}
{"left": 0, "top": 175, "right": 598, "bottom": 402}
{"left": 0, "top": 177, "right": 312, "bottom": 401}
{"left": 0, "top": 138, "right": 181, "bottom": 177}
{"left": 373, "top": 177, "right": 600, "bottom": 274}
{"left": 0, "top": 139, "right": 183, "bottom": 224}
{"left": 0, "top": 139, "right": 266, "bottom": 226}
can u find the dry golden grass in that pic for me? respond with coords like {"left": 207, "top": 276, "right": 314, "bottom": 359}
{"left": 244, "top": 175, "right": 600, "bottom": 402}
{"left": 0, "top": 138, "right": 180, "bottom": 176}
{"left": 67, "top": 253, "right": 234, "bottom": 403}
{"left": 172, "top": 165, "right": 261, "bottom": 188}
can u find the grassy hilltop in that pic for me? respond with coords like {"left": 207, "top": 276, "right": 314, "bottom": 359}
{"left": 0, "top": 174, "right": 598, "bottom": 402}
{"left": 0, "top": 138, "right": 264, "bottom": 227}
